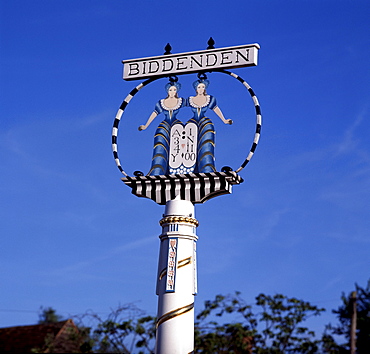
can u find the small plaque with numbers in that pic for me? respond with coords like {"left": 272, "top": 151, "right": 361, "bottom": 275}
{"left": 169, "top": 123, "right": 198, "bottom": 174}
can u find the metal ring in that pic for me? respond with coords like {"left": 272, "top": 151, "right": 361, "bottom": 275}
{"left": 217, "top": 69, "right": 262, "bottom": 172}
{"left": 112, "top": 77, "right": 158, "bottom": 176}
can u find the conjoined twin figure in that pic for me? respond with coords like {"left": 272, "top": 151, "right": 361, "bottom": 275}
{"left": 138, "top": 78, "right": 233, "bottom": 176}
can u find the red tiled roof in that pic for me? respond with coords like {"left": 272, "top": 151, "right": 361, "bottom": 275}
{"left": 0, "top": 319, "right": 81, "bottom": 353}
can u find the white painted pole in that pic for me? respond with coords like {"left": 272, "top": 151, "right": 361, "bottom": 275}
{"left": 155, "top": 198, "right": 198, "bottom": 354}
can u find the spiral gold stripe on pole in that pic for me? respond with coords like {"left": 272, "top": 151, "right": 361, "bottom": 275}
{"left": 178, "top": 256, "right": 192, "bottom": 268}
{"left": 159, "top": 268, "right": 167, "bottom": 281}
{"left": 159, "top": 256, "right": 192, "bottom": 281}
{"left": 156, "top": 302, "right": 194, "bottom": 329}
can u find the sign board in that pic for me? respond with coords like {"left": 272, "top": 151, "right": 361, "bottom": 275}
{"left": 123, "top": 43, "right": 260, "bottom": 81}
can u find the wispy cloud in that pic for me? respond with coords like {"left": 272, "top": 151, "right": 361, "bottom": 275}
{"left": 332, "top": 106, "right": 368, "bottom": 157}
{"left": 0, "top": 110, "right": 112, "bottom": 197}
{"left": 257, "top": 207, "right": 291, "bottom": 240}
{"left": 39, "top": 236, "right": 157, "bottom": 281}
{"left": 318, "top": 107, "right": 370, "bottom": 207}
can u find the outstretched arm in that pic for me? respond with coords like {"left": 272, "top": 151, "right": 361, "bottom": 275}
{"left": 213, "top": 106, "right": 233, "bottom": 125}
{"left": 138, "top": 111, "right": 158, "bottom": 131}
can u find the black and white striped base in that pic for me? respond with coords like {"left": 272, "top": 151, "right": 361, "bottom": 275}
{"left": 121, "top": 171, "right": 243, "bottom": 205}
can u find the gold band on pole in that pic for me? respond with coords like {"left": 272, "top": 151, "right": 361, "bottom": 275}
{"left": 159, "top": 216, "right": 199, "bottom": 227}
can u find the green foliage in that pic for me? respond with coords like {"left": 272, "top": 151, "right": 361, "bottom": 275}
{"left": 38, "top": 306, "right": 64, "bottom": 324}
{"left": 195, "top": 291, "right": 325, "bottom": 353}
{"left": 80, "top": 304, "right": 156, "bottom": 353}
{"left": 38, "top": 281, "right": 369, "bottom": 353}
{"left": 323, "top": 280, "right": 370, "bottom": 353}
{"left": 72, "top": 292, "right": 326, "bottom": 353}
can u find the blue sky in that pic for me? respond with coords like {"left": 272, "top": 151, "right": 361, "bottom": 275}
{"left": 1, "top": 0, "right": 369, "bottom": 338}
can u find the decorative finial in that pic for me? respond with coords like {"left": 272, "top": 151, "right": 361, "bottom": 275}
{"left": 221, "top": 166, "right": 233, "bottom": 172}
{"left": 207, "top": 37, "right": 215, "bottom": 49}
{"left": 168, "top": 75, "right": 178, "bottom": 84}
{"left": 197, "top": 72, "right": 208, "bottom": 81}
{"left": 164, "top": 43, "right": 172, "bottom": 55}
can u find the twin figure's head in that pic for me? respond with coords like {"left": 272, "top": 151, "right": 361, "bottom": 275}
{"left": 164, "top": 79, "right": 210, "bottom": 99}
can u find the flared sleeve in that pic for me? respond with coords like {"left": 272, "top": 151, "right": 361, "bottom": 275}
{"left": 153, "top": 101, "right": 163, "bottom": 115}
{"left": 209, "top": 95, "right": 217, "bottom": 110}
